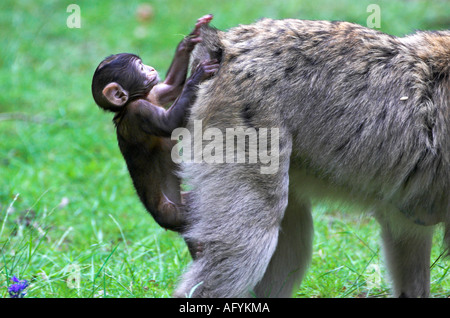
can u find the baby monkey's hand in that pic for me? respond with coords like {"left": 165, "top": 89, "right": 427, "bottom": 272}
{"left": 189, "top": 59, "right": 220, "bottom": 84}
{"left": 182, "top": 14, "right": 214, "bottom": 53}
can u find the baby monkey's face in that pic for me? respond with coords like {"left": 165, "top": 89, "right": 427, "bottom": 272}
{"left": 136, "top": 59, "right": 160, "bottom": 86}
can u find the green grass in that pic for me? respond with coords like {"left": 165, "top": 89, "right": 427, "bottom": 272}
{"left": 0, "top": 0, "right": 449, "bottom": 298}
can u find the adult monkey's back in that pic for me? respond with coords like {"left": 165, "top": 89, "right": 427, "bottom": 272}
{"left": 175, "top": 18, "right": 450, "bottom": 298}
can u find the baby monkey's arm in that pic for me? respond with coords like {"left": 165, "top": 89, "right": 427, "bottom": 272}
{"left": 148, "top": 14, "right": 214, "bottom": 106}
{"left": 137, "top": 59, "right": 219, "bottom": 137}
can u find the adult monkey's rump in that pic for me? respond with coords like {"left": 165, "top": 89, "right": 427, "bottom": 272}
{"left": 175, "top": 18, "right": 450, "bottom": 298}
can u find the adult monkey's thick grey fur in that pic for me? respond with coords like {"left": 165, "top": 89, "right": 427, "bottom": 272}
{"left": 175, "top": 18, "right": 450, "bottom": 298}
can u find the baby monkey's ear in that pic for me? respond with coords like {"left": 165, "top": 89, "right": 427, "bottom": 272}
{"left": 102, "top": 82, "right": 129, "bottom": 106}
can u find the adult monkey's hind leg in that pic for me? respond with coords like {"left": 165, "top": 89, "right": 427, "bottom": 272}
{"left": 174, "top": 136, "right": 293, "bottom": 298}
{"left": 254, "top": 167, "right": 314, "bottom": 298}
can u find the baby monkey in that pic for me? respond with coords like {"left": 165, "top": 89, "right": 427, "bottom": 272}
{"left": 92, "top": 15, "right": 219, "bottom": 234}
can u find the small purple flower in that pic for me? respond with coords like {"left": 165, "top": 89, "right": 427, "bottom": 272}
{"left": 8, "top": 275, "right": 29, "bottom": 298}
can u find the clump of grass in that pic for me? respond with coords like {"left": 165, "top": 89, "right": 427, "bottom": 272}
{"left": 0, "top": 192, "right": 190, "bottom": 298}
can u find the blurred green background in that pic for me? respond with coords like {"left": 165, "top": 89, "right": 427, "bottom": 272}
{"left": 0, "top": 0, "right": 449, "bottom": 298}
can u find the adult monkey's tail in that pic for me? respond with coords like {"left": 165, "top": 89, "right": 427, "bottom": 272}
{"left": 190, "top": 23, "right": 225, "bottom": 71}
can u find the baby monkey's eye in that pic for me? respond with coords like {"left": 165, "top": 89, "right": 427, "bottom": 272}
{"left": 138, "top": 61, "right": 144, "bottom": 71}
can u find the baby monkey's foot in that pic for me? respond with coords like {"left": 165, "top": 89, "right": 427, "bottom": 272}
{"left": 186, "top": 240, "right": 204, "bottom": 260}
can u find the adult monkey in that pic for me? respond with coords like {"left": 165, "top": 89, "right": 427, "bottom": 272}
{"left": 174, "top": 19, "right": 450, "bottom": 298}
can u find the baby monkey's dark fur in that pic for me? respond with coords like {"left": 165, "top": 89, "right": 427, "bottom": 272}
{"left": 91, "top": 15, "right": 218, "bottom": 237}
